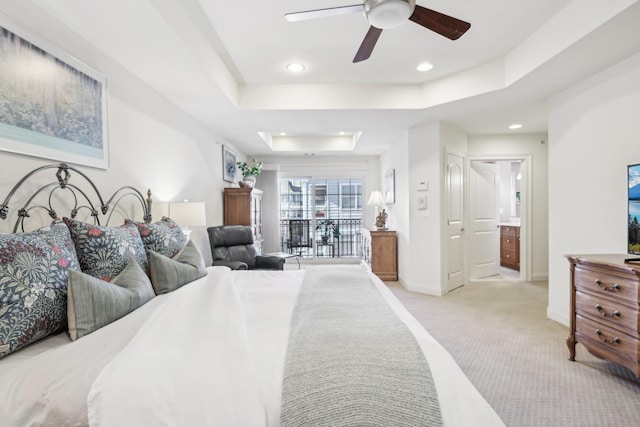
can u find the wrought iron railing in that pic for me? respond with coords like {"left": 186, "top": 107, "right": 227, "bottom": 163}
{"left": 279, "top": 218, "right": 363, "bottom": 258}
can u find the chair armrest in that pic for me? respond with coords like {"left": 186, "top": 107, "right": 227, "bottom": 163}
{"left": 255, "top": 255, "right": 285, "bottom": 270}
{"left": 212, "top": 260, "right": 248, "bottom": 270}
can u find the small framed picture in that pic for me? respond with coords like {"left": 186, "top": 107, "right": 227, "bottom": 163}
{"left": 384, "top": 169, "right": 395, "bottom": 204}
{"left": 222, "top": 145, "right": 237, "bottom": 183}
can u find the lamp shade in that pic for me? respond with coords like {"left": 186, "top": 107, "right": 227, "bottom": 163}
{"left": 367, "top": 190, "right": 386, "bottom": 207}
{"left": 169, "top": 202, "right": 206, "bottom": 227}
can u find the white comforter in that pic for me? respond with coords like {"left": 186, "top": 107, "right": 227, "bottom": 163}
{"left": 0, "top": 266, "right": 503, "bottom": 426}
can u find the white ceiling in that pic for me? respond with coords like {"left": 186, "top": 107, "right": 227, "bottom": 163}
{"left": 28, "top": 0, "right": 640, "bottom": 156}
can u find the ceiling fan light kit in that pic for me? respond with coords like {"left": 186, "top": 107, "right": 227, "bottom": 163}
{"left": 285, "top": 0, "right": 470, "bottom": 63}
{"left": 365, "top": 0, "right": 415, "bottom": 29}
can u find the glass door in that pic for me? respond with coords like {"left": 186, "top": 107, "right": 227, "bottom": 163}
{"left": 279, "top": 176, "right": 363, "bottom": 258}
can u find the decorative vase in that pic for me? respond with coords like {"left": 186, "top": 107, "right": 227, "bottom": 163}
{"left": 242, "top": 174, "right": 256, "bottom": 188}
{"left": 321, "top": 235, "right": 329, "bottom": 244}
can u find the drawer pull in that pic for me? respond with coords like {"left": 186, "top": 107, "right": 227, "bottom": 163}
{"left": 595, "top": 304, "right": 621, "bottom": 318}
{"left": 595, "top": 329, "right": 621, "bottom": 345}
{"left": 506, "top": 239, "right": 511, "bottom": 243}
{"left": 594, "top": 279, "right": 620, "bottom": 292}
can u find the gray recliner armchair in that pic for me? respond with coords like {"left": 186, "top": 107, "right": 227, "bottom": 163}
{"left": 207, "top": 225, "right": 284, "bottom": 270}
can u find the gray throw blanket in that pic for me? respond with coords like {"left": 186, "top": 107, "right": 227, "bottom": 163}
{"left": 280, "top": 267, "right": 442, "bottom": 426}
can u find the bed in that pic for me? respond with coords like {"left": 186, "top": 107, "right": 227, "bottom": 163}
{"left": 0, "top": 164, "right": 503, "bottom": 426}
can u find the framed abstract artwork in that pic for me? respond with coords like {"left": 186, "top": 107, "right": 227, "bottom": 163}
{"left": 0, "top": 16, "right": 109, "bottom": 169}
{"left": 384, "top": 169, "right": 395, "bottom": 204}
{"left": 222, "top": 145, "right": 237, "bottom": 183}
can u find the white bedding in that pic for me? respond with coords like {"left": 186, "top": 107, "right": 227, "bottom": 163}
{"left": 0, "top": 266, "right": 503, "bottom": 426}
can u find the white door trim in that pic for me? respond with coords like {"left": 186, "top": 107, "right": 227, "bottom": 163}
{"left": 444, "top": 150, "right": 465, "bottom": 292}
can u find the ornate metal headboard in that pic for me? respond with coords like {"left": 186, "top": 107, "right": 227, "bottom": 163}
{"left": 0, "top": 163, "right": 152, "bottom": 233}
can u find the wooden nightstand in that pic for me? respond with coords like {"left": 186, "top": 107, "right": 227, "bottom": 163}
{"left": 362, "top": 229, "right": 397, "bottom": 281}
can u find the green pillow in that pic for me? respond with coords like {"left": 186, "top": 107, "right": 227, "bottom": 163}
{"left": 149, "top": 240, "right": 207, "bottom": 295}
{"left": 67, "top": 260, "right": 155, "bottom": 341}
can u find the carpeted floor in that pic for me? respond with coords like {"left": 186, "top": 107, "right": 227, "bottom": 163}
{"left": 387, "top": 279, "right": 640, "bottom": 427}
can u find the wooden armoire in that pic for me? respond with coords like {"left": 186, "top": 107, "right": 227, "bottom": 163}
{"left": 223, "top": 187, "right": 263, "bottom": 253}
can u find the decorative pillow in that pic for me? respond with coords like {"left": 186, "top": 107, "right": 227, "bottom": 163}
{"left": 0, "top": 219, "right": 80, "bottom": 358}
{"left": 125, "top": 216, "right": 187, "bottom": 259}
{"left": 67, "top": 260, "right": 156, "bottom": 341}
{"left": 63, "top": 217, "right": 147, "bottom": 282}
{"left": 149, "top": 240, "right": 207, "bottom": 295}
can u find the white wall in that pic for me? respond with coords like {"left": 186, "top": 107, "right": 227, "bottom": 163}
{"left": 405, "top": 122, "right": 444, "bottom": 294}
{"left": 381, "top": 122, "right": 469, "bottom": 295}
{"left": 548, "top": 52, "right": 640, "bottom": 326}
{"left": 0, "top": 4, "right": 234, "bottom": 264}
{"left": 381, "top": 121, "right": 548, "bottom": 295}
{"left": 379, "top": 131, "right": 409, "bottom": 286}
{"left": 467, "top": 133, "right": 549, "bottom": 281}
{"left": 255, "top": 170, "right": 279, "bottom": 253}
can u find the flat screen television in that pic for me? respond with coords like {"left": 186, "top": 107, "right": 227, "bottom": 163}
{"left": 628, "top": 163, "right": 640, "bottom": 258}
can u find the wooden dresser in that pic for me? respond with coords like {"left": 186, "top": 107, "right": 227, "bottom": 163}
{"left": 500, "top": 225, "right": 520, "bottom": 271}
{"left": 223, "top": 187, "right": 263, "bottom": 253}
{"left": 362, "top": 229, "right": 397, "bottom": 281}
{"left": 566, "top": 254, "right": 640, "bottom": 377}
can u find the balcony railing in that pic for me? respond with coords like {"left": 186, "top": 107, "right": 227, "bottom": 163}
{"left": 279, "top": 218, "right": 363, "bottom": 258}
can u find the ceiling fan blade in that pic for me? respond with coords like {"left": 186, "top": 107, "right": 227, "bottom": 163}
{"left": 285, "top": 4, "right": 363, "bottom": 22}
{"left": 409, "top": 5, "right": 471, "bottom": 40}
{"left": 353, "top": 26, "right": 383, "bottom": 63}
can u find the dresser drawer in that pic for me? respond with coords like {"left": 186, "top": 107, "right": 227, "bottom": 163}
{"left": 575, "top": 291, "right": 638, "bottom": 334}
{"left": 574, "top": 265, "right": 639, "bottom": 304}
{"left": 576, "top": 314, "right": 640, "bottom": 364}
{"left": 501, "top": 248, "right": 517, "bottom": 263}
{"left": 501, "top": 225, "right": 518, "bottom": 236}
{"left": 501, "top": 235, "right": 517, "bottom": 251}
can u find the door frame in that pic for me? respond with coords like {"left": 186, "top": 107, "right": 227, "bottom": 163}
{"left": 466, "top": 154, "right": 532, "bottom": 282}
{"left": 444, "top": 150, "right": 466, "bottom": 293}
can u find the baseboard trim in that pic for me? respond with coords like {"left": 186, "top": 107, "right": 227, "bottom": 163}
{"left": 531, "top": 274, "right": 549, "bottom": 282}
{"left": 547, "top": 307, "right": 569, "bottom": 327}
{"left": 398, "top": 279, "right": 444, "bottom": 296}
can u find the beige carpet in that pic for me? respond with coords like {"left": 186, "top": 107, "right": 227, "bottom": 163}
{"left": 387, "top": 279, "right": 640, "bottom": 427}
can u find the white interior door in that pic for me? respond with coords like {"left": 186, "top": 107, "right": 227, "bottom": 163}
{"left": 446, "top": 152, "right": 464, "bottom": 291}
{"left": 469, "top": 160, "right": 500, "bottom": 279}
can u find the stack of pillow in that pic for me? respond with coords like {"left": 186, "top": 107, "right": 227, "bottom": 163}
{"left": 0, "top": 216, "right": 206, "bottom": 359}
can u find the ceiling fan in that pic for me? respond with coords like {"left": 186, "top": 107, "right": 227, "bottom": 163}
{"left": 285, "top": 0, "right": 471, "bottom": 63}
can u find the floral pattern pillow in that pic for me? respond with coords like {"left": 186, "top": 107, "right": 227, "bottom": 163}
{"left": 126, "top": 217, "right": 187, "bottom": 259}
{"left": 0, "top": 219, "right": 80, "bottom": 359}
{"left": 63, "top": 218, "right": 147, "bottom": 282}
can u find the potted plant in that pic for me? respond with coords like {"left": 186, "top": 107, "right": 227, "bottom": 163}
{"left": 236, "top": 158, "right": 263, "bottom": 188}
{"left": 316, "top": 219, "right": 340, "bottom": 244}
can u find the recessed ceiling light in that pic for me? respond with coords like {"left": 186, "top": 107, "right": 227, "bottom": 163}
{"left": 287, "top": 63, "right": 305, "bottom": 72}
{"left": 508, "top": 123, "right": 523, "bottom": 130}
{"left": 279, "top": 132, "right": 286, "bottom": 136}
{"left": 417, "top": 62, "right": 433, "bottom": 72}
